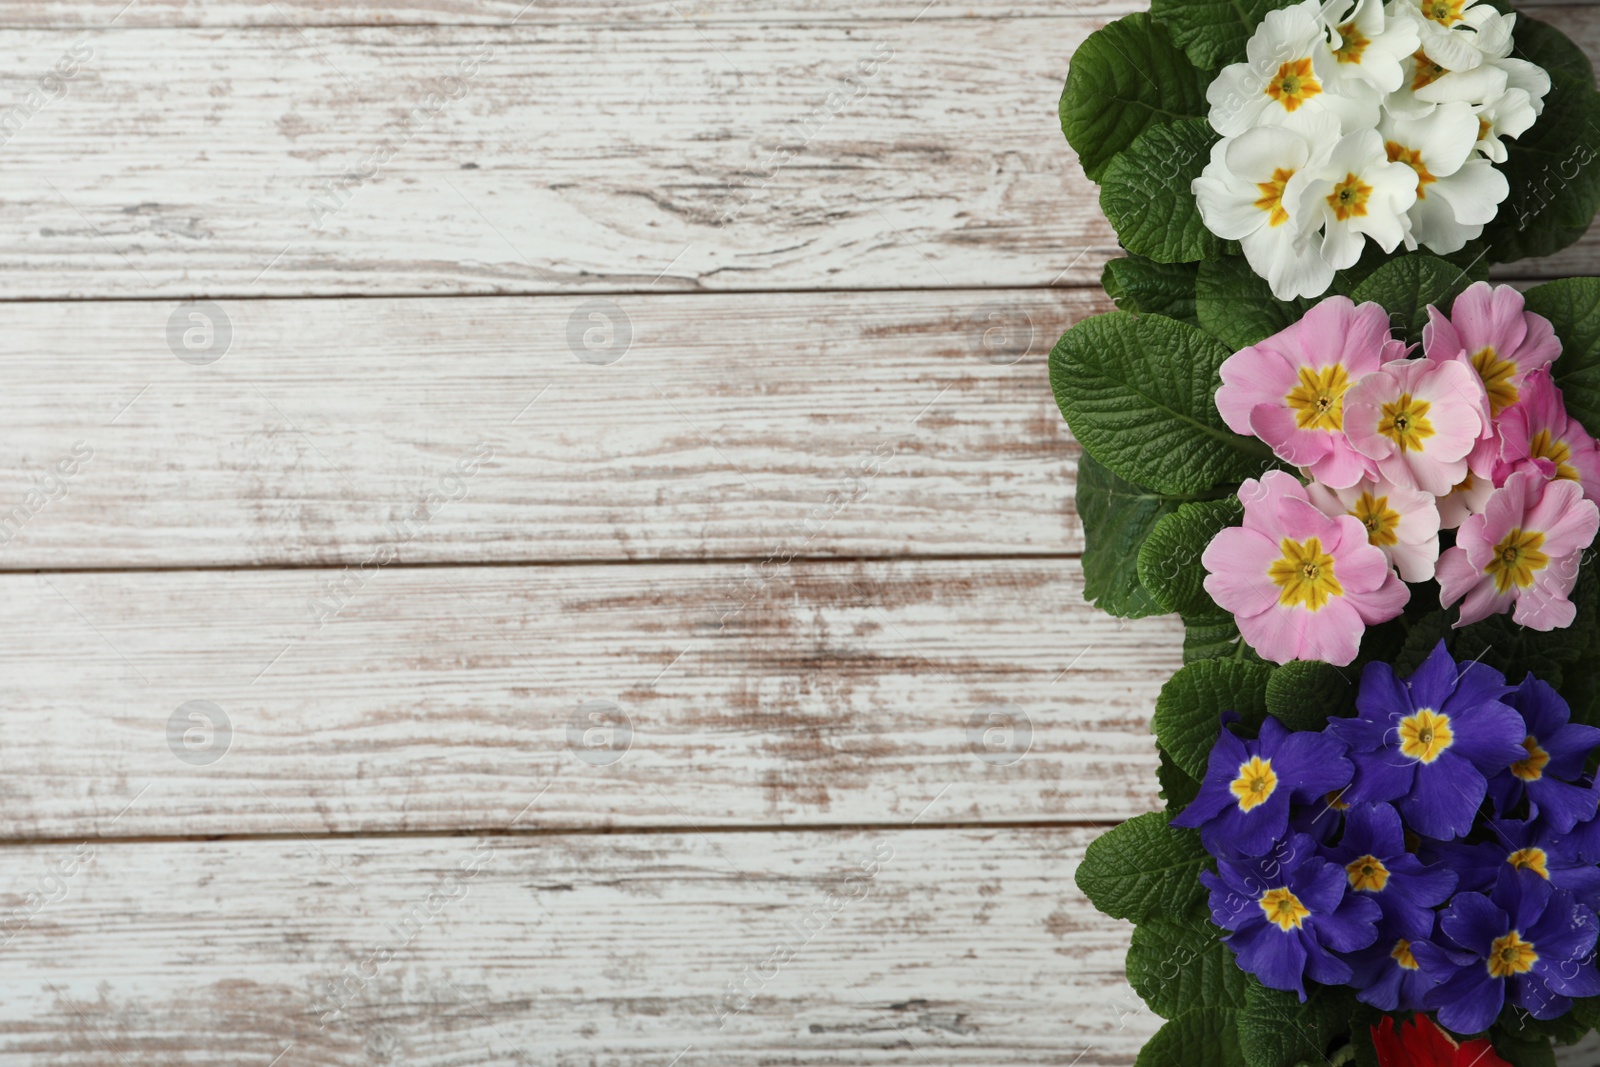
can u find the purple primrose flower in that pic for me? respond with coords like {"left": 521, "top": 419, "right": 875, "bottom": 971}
{"left": 1329, "top": 641, "right": 1527, "bottom": 839}
{"left": 1201, "top": 832, "right": 1381, "bottom": 1001}
{"left": 1172, "top": 716, "right": 1353, "bottom": 857}
{"left": 1415, "top": 868, "right": 1600, "bottom": 1034}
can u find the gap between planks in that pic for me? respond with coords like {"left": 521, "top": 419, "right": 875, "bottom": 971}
{"left": 0, "top": 816, "right": 1122, "bottom": 850}
{"left": 0, "top": 274, "right": 1569, "bottom": 305}
{"left": 1, "top": 551, "right": 1088, "bottom": 577}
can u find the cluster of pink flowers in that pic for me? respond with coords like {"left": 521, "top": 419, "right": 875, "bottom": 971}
{"left": 1202, "top": 283, "right": 1600, "bottom": 666}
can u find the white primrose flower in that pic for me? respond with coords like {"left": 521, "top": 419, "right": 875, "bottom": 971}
{"left": 1390, "top": 0, "right": 1512, "bottom": 73}
{"left": 1385, "top": 44, "right": 1508, "bottom": 119}
{"left": 1188, "top": 0, "right": 1550, "bottom": 299}
{"left": 1319, "top": 0, "right": 1420, "bottom": 96}
{"left": 1208, "top": 0, "right": 1379, "bottom": 137}
{"left": 1380, "top": 103, "right": 1509, "bottom": 253}
{"left": 1498, "top": 54, "right": 1553, "bottom": 117}
{"left": 1193, "top": 116, "right": 1340, "bottom": 300}
{"left": 1299, "top": 127, "right": 1420, "bottom": 270}
{"left": 1472, "top": 87, "right": 1539, "bottom": 164}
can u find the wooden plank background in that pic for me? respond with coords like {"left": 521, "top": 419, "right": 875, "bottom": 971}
{"left": 0, "top": 290, "right": 1093, "bottom": 569}
{"left": 4, "top": 1, "right": 1600, "bottom": 1063}
{"left": 0, "top": 560, "right": 1176, "bottom": 840}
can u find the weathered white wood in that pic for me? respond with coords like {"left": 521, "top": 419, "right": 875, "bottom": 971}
{"left": 0, "top": 0, "right": 1143, "bottom": 26}
{"left": 0, "top": 8, "right": 1587, "bottom": 297}
{"left": 6, "top": 823, "right": 1595, "bottom": 1063}
{"left": 0, "top": 0, "right": 1591, "bottom": 28}
{"left": 0, "top": 826, "right": 1161, "bottom": 1065}
{"left": 0, "top": 289, "right": 1089, "bottom": 569}
{"left": 0, "top": 17, "right": 1107, "bottom": 298}
{"left": 0, "top": 559, "right": 1175, "bottom": 840}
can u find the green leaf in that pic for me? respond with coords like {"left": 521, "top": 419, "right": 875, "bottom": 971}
{"left": 1524, "top": 276, "right": 1600, "bottom": 430}
{"left": 1266, "top": 660, "right": 1355, "bottom": 731}
{"left": 1393, "top": 610, "right": 1454, "bottom": 677}
{"left": 1148, "top": 0, "right": 1295, "bottom": 70}
{"left": 1480, "top": 67, "right": 1600, "bottom": 263}
{"left": 1158, "top": 748, "right": 1202, "bottom": 812}
{"left": 1076, "top": 454, "right": 1178, "bottom": 618}
{"left": 1104, "top": 256, "right": 1201, "bottom": 325}
{"left": 1238, "top": 980, "right": 1354, "bottom": 1067}
{"left": 1194, "top": 257, "right": 1316, "bottom": 351}
{"left": 1136, "top": 1010, "right": 1245, "bottom": 1067}
{"left": 1347, "top": 1003, "right": 1386, "bottom": 1067}
{"left": 1139, "top": 498, "right": 1241, "bottom": 618}
{"left": 1060, "top": 13, "right": 1209, "bottom": 183}
{"left": 1155, "top": 660, "right": 1273, "bottom": 780}
{"left": 1075, "top": 811, "right": 1210, "bottom": 923}
{"left": 1489, "top": 1030, "right": 1558, "bottom": 1067}
{"left": 1457, "top": 613, "right": 1583, "bottom": 693}
{"left": 1349, "top": 253, "right": 1486, "bottom": 344}
{"left": 1127, "top": 912, "right": 1248, "bottom": 1019}
{"left": 1051, "top": 312, "right": 1276, "bottom": 495}
{"left": 1568, "top": 993, "right": 1600, "bottom": 1032}
{"left": 1185, "top": 615, "right": 1250, "bottom": 664}
{"left": 1494, "top": 1001, "right": 1590, "bottom": 1047}
{"left": 1100, "top": 118, "right": 1223, "bottom": 263}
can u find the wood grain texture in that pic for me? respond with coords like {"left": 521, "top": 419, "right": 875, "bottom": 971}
{"left": 0, "top": 16, "right": 1105, "bottom": 298}
{"left": 0, "top": 0, "right": 1144, "bottom": 27}
{"left": 0, "top": 0, "right": 1591, "bottom": 28}
{"left": 4, "top": 823, "right": 1597, "bottom": 1066}
{"left": 0, "top": 7, "right": 1588, "bottom": 297}
{"left": 0, "top": 288, "right": 1088, "bottom": 569}
{"left": 0, "top": 826, "right": 1167, "bottom": 1066}
{"left": 0, "top": 558, "right": 1175, "bottom": 840}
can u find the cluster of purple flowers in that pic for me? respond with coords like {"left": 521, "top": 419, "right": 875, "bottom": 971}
{"left": 1173, "top": 641, "right": 1600, "bottom": 1034}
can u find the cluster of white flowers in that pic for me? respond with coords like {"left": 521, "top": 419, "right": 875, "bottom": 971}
{"left": 1192, "top": 0, "right": 1550, "bottom": 300}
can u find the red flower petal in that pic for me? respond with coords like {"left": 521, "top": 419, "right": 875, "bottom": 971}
{"left": 1370, "top": 1014, "right": 1513, "bottom": 1067}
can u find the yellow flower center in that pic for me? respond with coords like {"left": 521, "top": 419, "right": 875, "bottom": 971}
{"left": 1471, "top": 347, "right": 1521, "bottom": 416}
{"left": 1268, "top": 537, "right": 1343, "bottom": 611}
{"left": 1267, "top": 58, "right": 1323, "bottom": 112}
{"left": 1259, "top": 886, "right": 1311, "bottom": 932}
{"left": 1487, "top": 931, "right": 1539, "bottom": 979}
{"left": 1230, "top": 755, "right": 1279, "bottom": 812}
{"left": 1285, "top": 364, "right": 1349, "bottom": 430}
{"left": 1325, "top": 789, "right": 1350, "bottom": 811}
{"left": 1386, "top": 141, "right": 1438, "bottom": 201}
{"left": 1351, "top": 492, "right": 1402, "bottom": 547}
{"left": 1425, "top": 0, "right": 1468, "bottom": 26}
{"left": 1392, "top": 938, "right": 1420, "bottom": 970}
{"left": 1399, "top": 708, "right": 1454, "bottom": 764}
{"left": 1253, "top": 167, "right": 1297, "bottom": 228}
{"left": 1529, "top": 429, "right": 1580, "bottom": 483}
{"left": 1486, "top": 528, "right": 1549, "bottom": 593}
{"left": 1512, "top": 735, "right": 1551, "bottom": 782}
{"left": 1346, "top": 854, "right": 1391, "bottom": 892}
{"left": 1411, "top": 50, "right": 1449, "bottom": 92}
{"left": 1507, "top": 848, "right": 1550, "bottom": 879}
{"left": 1334, "top": 22, "right": 1372, "bottom": 64}
{"left": 1379, "top": 394, "right": 1435, "bottom": 453}
{"left": 1478, "top": 115, "right": 1493, "bottom": 142}
{"left": 1326, "top": 173, "right": 1374, "bottom": 222}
